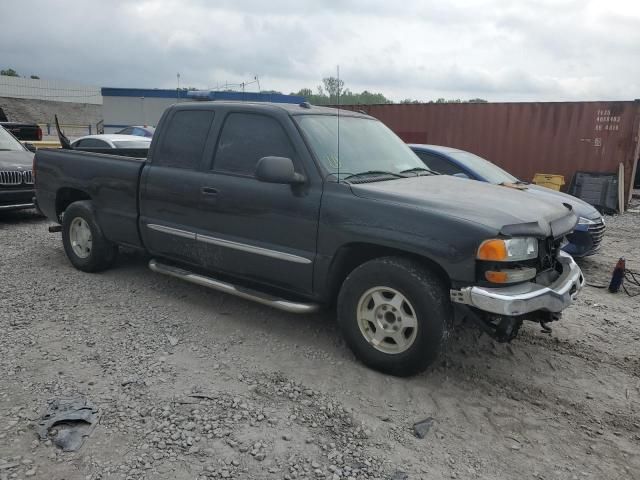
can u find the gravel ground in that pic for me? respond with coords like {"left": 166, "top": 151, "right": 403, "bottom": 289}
{"left": 1, "top": 207, "right": 639, "bottom": 480}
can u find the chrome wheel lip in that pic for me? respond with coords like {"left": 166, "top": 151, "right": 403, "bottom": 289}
{"left": 356, "top": 286, "right": 418, "bottom": 355}
{"left": 69, "top": 217, "right": 92, "bottom": 259}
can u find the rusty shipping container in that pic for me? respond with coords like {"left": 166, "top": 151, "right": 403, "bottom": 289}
{"left": 339, "top": 101, "right": 640, "bottom": 205}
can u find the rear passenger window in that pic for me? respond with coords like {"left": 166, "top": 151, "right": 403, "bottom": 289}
{"left": 213, "top": 113, "right": 295, "bottom": 176}
{"left": 154, "top": 110, "right": 214, "bottom": 169}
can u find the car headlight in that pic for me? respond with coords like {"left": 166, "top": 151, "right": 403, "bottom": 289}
{"left": 477, "top": 237, "right": 538, "bottom": 262}
{"left": 578, "top": 217, "right": 596, "bottom": 225}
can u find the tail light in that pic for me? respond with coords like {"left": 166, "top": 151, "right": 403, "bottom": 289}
{"left": 37, "top": 126, "right": 42, "bottom": 141}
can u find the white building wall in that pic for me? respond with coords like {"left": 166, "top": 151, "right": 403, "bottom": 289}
{"left": 0, "top": 75, "right": 101, "bottom": 104}
{"left": 102, "top": 95, "right": 193, "bottom": 132}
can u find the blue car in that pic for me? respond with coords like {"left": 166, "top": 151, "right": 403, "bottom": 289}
{"left": 409, "top": 144, "right": 605, "bottom": 257}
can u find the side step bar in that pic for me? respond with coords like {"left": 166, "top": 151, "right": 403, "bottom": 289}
{"left": 148, "top": 259, "right": 320, "bottom": 314}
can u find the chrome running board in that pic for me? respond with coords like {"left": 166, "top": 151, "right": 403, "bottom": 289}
{"left": 0, "top": 203, "right": 34, "bottom": 211}
{"left": 148, "top": 259, "right": 320, "bottom": 314}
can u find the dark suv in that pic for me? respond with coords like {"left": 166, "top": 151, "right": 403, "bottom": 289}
{"left": 0, "top": 125, "right": 35, "bottom": 211}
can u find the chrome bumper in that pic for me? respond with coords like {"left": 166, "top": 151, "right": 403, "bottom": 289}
{"left": 450, "top": 251, "right": 585, "bottom": 316}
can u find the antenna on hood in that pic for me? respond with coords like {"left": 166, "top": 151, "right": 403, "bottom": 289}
{"left": 336, "top": 65, "right": 340, "bottom": 181}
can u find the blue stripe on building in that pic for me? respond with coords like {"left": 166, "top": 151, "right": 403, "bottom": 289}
{"left": 101, "top": 87, "right": 304, "bottom": 104}
{"left": 101, "top": 88, "right": 186, "bottom": 98}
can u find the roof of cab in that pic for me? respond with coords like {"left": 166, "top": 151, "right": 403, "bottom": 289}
{"left": 170, "top": 101, "right": 373, "bottom": 118}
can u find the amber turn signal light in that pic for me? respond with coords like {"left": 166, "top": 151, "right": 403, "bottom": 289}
{"left": 485, "top": 267, "right": 537, "bottom": 284}
{"left": 485, "top": 271, "right": 508, "bottom": 283}
{"left": 477, "top": 239, "right": 508, "bottom": 261}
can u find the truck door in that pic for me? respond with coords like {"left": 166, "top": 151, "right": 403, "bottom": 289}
{"left": 194, "top": 111, "right": 321, "bottom": 295}
{"left": 139, "top": 108, "right": 215, "bottom": 265}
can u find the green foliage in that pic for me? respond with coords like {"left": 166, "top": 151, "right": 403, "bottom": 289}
{"left": 433, "top": 98, "right": 486, "bottom": 104}
{"left": 30, "top": 75, "right": 40, "bottom": 79}
{"left": 291, "top": 77, "right": 391, "bottom": 106}
{"left": 402, "top": 97, "right": 489, "bottom": 104}
{"left": 322, "top": 77, "right": 344, "bottom": 102}
{"left": 1, "top": 68, "right": 19, "bottom": 77}
{"left": 291, "top": 77, "right": 487, "bottom": 106}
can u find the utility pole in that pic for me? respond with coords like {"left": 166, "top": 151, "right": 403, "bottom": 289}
{"left": 177, "top": 72, "right": 181, "bottom": 102}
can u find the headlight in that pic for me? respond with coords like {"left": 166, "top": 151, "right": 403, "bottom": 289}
{"left": 578, "top": 217, "right": 596, "bottom": 225}
{"left": 477, "top": 237, "right": 538, "bottom": 262}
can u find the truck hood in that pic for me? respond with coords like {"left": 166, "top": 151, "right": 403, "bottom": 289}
{"left": 350, "top": 175, "right": 577, "bottom": 238}
{"left": 0, "top": 150, "right": 34, "bottom": 170}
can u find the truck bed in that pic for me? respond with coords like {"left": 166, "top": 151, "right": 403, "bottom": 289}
{"left": 35, "top": 148, "right": 146, "bottom": 248}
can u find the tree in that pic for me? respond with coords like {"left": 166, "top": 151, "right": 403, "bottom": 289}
{"left": 1, "top": 68, "right": 19, "bottom": 77}
{"left": 322, "top": 76, "right": 344, "bottom": 102}
{"left": 292, "top": 88, "right": 313, "bottom": 97}
{"left": 30, "top": 75, "right": 40, "bottom": 79}
{"left": 468, "top": 98, "right": 488, "bottom": 103}
{"left": 293, "top": 78, "right": 391, "bottom": 106}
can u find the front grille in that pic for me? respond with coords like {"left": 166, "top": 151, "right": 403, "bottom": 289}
{"left": 538, "top": 237, "right": 561, "bottom": 272}
{"left": 0, "top": 170, "right": 23, "bottom": 186}
{"left": 0, "top": 170, "right": 34, "bottom": 186}
{"left": 588, "top": 220, "right": 606, "bottom": 250}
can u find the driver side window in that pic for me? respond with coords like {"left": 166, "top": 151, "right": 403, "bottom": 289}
{"left": 212, "top": 113, "right": 296, "bottom": 176}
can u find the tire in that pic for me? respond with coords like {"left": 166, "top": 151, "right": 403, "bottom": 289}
{"left": 62, "top": 200, "right": 118, "bottom": 272}
{"left": 337, "top": 256, "right": 451, "bottom": 376}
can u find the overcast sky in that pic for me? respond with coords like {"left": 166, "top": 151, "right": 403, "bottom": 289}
{"left": 1, "top": 0, "right": 639, "bottom": 102}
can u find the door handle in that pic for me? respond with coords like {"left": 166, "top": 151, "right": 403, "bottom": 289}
{"left": 200, "top": 187, "right": 218, "bottom": 196}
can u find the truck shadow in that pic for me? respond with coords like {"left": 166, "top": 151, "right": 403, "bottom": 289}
{"left": 0, "top": 209, "right": 46, "bottom": 225}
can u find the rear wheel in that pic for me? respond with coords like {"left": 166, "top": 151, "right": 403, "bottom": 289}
{"left": 337, "top": 257, "right": 450, "bottom": 376}
{"left": 62, "top": 201, "right": 117, "bottom": 272}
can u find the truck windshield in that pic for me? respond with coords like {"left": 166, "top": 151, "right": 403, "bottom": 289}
{"left": 0, "top": 126, "right": 26, "bottom": 151}
{"left": 295, "top": 115, "right": 424, "bottom": 181}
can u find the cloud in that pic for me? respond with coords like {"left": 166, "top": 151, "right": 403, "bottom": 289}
{"left": 0, "top": 0, "right": 638, "bottom": 101}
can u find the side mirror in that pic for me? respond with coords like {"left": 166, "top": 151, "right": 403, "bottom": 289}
{"left": 24, "top": 142, "right": 37, "bottom": 153}
{"left": 453, "top": 172, "right": 470, "bottom": 179}
{"left": 255, "top": 156, "right": 305, "bottom": 184}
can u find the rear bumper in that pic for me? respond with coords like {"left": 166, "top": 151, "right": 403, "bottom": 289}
{"left": 450, "top": 251, "right": 584, "bottom": 316}
{"left": 0, "top": 188, "right": 35, "bottom": 211}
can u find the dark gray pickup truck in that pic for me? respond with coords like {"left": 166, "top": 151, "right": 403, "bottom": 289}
{"left": 35, "top": 102, "right": 584, "bottom": 376}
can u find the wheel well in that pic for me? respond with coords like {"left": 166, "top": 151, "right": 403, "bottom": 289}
{"left": 56, "top": 188, "right": 91, "bottom": 218}
{"left": 327, "top": 243, "right": 451, "bottom": 303}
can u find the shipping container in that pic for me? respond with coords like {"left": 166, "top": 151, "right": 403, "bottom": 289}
{"left": 338, "top": 101, "right": 640, "bottom": 206}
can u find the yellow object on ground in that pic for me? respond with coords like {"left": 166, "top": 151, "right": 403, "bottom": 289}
{"left": 22, "top": 140, "right": 61, "bottom": 149}
{"left": 532, "top": 173, "right": 565, "bottom": 191}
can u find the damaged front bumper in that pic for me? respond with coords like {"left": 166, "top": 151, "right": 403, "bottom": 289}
{"left": 450, "top": 251, "right": 584, "bottom": 317}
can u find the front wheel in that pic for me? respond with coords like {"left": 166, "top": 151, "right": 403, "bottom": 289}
{"left": 337, "top": 257, "right": 451, "bottom": 376}
{"left": 62, "top": 200, "right": 118, "bottom": 272}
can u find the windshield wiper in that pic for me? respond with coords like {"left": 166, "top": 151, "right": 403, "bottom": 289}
{"left": 343, "top": 170, "right": 407, "bottom": 181}
{"left": 400, "top": 167, "right": 436, "bottom": 176}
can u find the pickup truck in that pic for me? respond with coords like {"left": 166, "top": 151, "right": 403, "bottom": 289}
{"left": 35, "top": 101, "right": 584, "bottom": 376}
{"left": 0, "top": 107, "right": 43, "bottom": 142}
